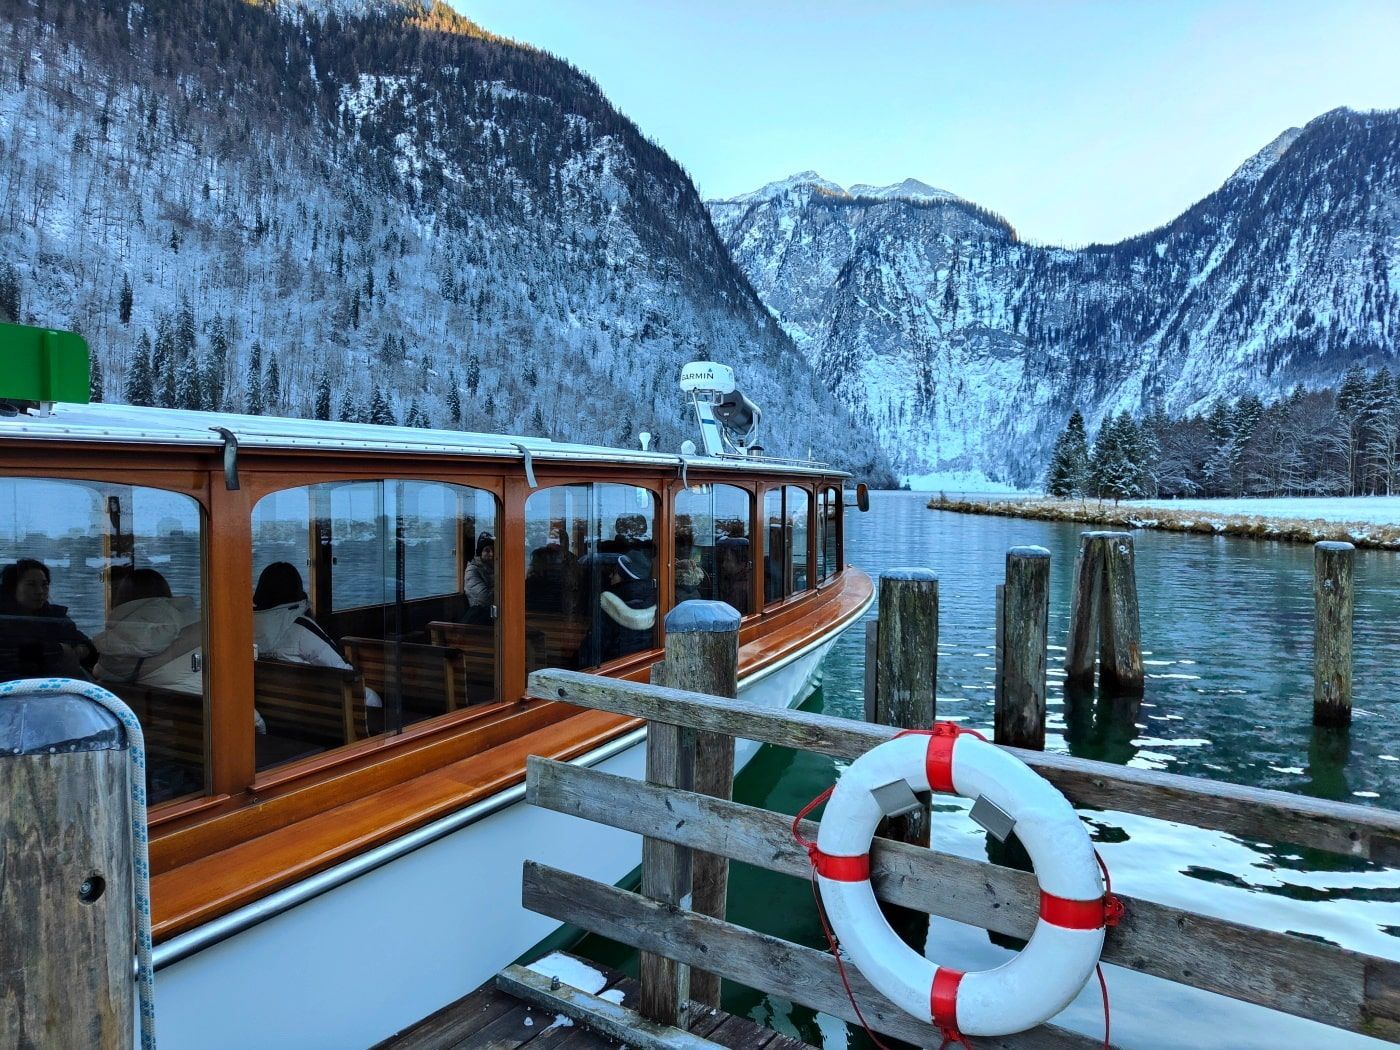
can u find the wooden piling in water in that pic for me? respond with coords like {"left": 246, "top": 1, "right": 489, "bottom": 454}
{"left": 1099, "top": 531, "right": 1144, "bottom": 695}
{"left": 874, "top": 568, "right": 938, "bottom": 848}
{"left": 1064, "top": 530, "right": 1143, "bottom": 696}
{"left": 0, "top": 691, "right": 134, "bottom": 1050}
{"left": 1313, "top": 541, "right": 1355, "bottom": 728}
{"left": 643, "top": 600, "right": 740, "bottom": 1017}
{"left": 1064, "top": 532, "right": 1104, "bottom": 691}
{"left": 997, "top": 546, "right": 1050, "bottom": 750}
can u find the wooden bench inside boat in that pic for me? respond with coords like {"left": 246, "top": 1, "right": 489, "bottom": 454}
{"left": 343, "top": 635, "right": 486, "bottom": 714}
{"left": 255, "top": 658, "right": 366, "bottom": 747}
{"left": 116, "top": 682, "right": 206, "bottom": 772}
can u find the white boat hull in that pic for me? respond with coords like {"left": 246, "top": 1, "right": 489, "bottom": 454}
{"left": 152, "top": 630, "right": 846, "bottom": 1049}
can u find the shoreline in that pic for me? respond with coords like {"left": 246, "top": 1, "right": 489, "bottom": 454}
{"left": 925, "top": 495, "right": 1400, "bottom": 550}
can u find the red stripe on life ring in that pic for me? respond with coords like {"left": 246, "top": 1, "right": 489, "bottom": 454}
{"left": 814, "top": 852, "right": 870, "bottom": 881}
{"left": 925, "top": 733, "right": 957, "bottom": 793}
{"left": 1040, "top": 891, "right": 1109, "bottom": 930}
{"left": 930, "top": 967, "right": 963, "bottom": 1029}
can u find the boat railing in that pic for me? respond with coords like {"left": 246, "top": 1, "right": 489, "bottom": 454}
{"left": 521, "top": 635, "right": 1400, "bottom": 1046}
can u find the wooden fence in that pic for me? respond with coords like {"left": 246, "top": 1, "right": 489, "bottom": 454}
{"left": 521, "top": 663, "right": 1400, "bottom": 1048}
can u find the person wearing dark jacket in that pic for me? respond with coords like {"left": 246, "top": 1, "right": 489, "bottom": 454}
{"left": 0, "top": 558, "right": 95, "bottom": 682}
{"left": 580, "top": 549, "right": 657, "bottom": 667}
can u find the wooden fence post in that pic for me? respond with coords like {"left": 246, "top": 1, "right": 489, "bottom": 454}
{"left": 1, "top": 691, "right": 134, "bottom": 1050}
{"left": 874, "top": 568, "right": 938, "bottom": 848}
{"left": 652, "top": 600, "right": 740, "bottom": 1014}
{"left": 1098, "top": 531, "right": 1144, "bottom": 696}
{"left": 1314, "top": 541, "right": 1355, "bottom": 728}
{"left": 1064, "top": 532, "right": 1103, "bottom": 691}
{"left": 997, "top": 546, "right": 1050, "bottom": 750}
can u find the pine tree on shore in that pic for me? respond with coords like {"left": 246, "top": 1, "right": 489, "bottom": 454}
{"left": 1044, "top": 410, "right": 1090, "bottom": 497}
{"left": 1091, "top": 413, "right": 1142, "bottom": 504}
{"left": 369, "top": 389, "right": 395, "bottom": 425}
{"left": 124, "top": 331, "right": 154, "bottom": 406}
{"left": 315, "top": 375, "right": 333, "bottom": 421}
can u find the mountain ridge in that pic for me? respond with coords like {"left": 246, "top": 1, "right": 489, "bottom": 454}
{"left": 708, "top": 107, "right": 1400, "bottom": 485}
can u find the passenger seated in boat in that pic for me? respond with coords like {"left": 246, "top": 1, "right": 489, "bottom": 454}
{"left": 526, "top": 543, "right": 570, "bottom": 615}
{"left": 674, "top": 534, "right": 706, "bottom": 604}
{"left": 716, "top": 537, "right": 751, "bottom": 615}
{"left": 462, "top": 533, "right": 495, "bottom": 624}
{"left": 579, "top": 549, "right": 657, "bottom": 666}
{"left": 93, "top": 569, "right": 203, "bottom": 693}
{"left": 253, "top": 562, "right": 382, "bottom": 709}
{"left": 0, "top": 558, "right": 95, "bottom": 682}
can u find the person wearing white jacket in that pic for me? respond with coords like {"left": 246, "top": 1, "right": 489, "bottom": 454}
{"left": 253, "top": 562, "right": 382, "bottom": 709}
{"left": 94, "top": 569, "right": 203, "bottom": 693}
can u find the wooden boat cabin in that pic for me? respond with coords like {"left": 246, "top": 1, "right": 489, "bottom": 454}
{"left": 0, "top": 335, "right": 871, "bottom": 945}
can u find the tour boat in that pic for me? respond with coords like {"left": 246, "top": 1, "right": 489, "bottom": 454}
{"left": 0, "top": 328, "right": 872, "bottom": 1048}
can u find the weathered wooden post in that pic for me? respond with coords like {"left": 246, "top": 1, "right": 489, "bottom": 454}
{"left": 1313, "top": 541, "right": 1355, "bottom": 728}
{"left": 1, "top": 690, "right": 134, "bottom": 1049}
{"left": 997, "top": 546, "right": 1050, "bottom": 750}
{"left": 1098, "top": 532, "right": 1144, "bottom": 695}
{"left": 1064, "top": 532, "right": 1104, "bottom": 691}
{"left": 643, "top": 600, "right": 740, "bottom": 1018}
{"left": 874, "top": 568, "right": 938, "bottom": 848}
{"left": 1064, "top": 530, "right": 1143, "bottom": 696}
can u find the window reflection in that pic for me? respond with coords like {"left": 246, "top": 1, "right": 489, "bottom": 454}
{"left": 818, "top": 486, "right": 840, "bottom": 581}
{"left": 251, "top": 481, "right": 498, "bottom": 772}
{"left": 525, "top": 484, "right": 657, "bottom": 672}
{"left": 674, "top": 484, "right": 752, "bottom": 614}
{"left": 0, "top": 477, "right": 207, "bottom": 806}
{"left": 764, "top": 485, "right": 811, "bottom": 603}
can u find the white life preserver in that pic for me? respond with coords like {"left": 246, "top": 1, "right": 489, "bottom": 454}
{"left": 812, "top": 723, "right": 1118, "bottom": 1039}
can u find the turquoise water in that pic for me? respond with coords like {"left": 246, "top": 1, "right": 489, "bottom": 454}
{"left": 586, "top": 491, "right": 1400, "bottom": 1048}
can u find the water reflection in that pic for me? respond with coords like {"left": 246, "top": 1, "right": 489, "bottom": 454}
{"left": 718, "top": 491, "right": 1399, "bottom": 1049}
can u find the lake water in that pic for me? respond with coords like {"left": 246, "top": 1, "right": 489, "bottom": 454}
{"left": 584, "top": 490, "right": 1400, "bottom": 1049}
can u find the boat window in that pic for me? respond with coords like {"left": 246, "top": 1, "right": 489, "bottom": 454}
{"left": 674, "top": 484, "right": 752, "bottom": 615}
{"left": 0, "top": 477, "right": 208, "bottom": 806}
{"left": 525, "top": 483, "right": 657, "bottom": 673}
{"left": 763, "top": 485, "right": 812, "bottom": 603}
{"left": 818, "top": 486, "right": 841, "bottom": 581}
{"left": 251, "top": 480, "right": 498, "bottom": 773}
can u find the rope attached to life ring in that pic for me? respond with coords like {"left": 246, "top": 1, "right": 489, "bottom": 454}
{"left": 792, "top": 721, "right": 1121, "bottom": 1050}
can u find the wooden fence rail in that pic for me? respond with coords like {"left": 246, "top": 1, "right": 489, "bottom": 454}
{"left": 531, "top": 669, "right": 1400, "bottom": 864}
{"left": 527, "top": 757, "right": 1399, "bottom": 1038}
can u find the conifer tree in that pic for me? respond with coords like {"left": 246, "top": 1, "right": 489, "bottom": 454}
{"left": 89, "top": 353, "right": 104, "bottom": 402}
{"left": 124, "top": 331, "right": 155, "bottom": 406}
{"left": 1090, "top": 414, "right": 1141, "bottom": 504}
{"left": 446, "top": 379, "right": 462, "bottom": 427}
{"left": 175, "top": 355, "right": 203, "bottom": 410}
{"left": 205, "top": 320, "right": 228, "bottom": 412}
{"left": 246, "top": 343, "right": 264, "bottom": 416}
{"left": 265, "top": 357, "right": 281, "bottom": 413}
{"left": 315, "top": 375, "right": 333, "bottom": 421}
{"left": 369, "top": 389, "right": 395, "bottom": 426}
{"left": 405, "top": 399, "right": 429, "bottom": 428}
{"left": 530, "top": 405, "right": 546, "bottom": 435}
{"left": 119, "top": 273, "right": 133, "bottom": 325}
{"left": 0, "top": 262, "right": 21, "bottom": 322}
{"left": 1044, "top": 410, "right": 1089, "bottom": 497}
{"left": 465, "top": 356, "right": 480, "bottom": 395}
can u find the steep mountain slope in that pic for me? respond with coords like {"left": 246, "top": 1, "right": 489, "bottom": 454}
{"left": 709, "top": 110, "right": 1400, "bottom": 485}
{"left": 0, "top": 0, "right": 891, "bottom": 476}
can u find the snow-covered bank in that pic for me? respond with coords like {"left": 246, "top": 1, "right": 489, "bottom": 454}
{"left": 928, "top": 495, "right": 1400, "bottom": 549}
{"left": 1128, "top": 496, "right": 1400, "bottom": 526}
{"left": 903, "top": 469, "right": 1027, "bottom": 494}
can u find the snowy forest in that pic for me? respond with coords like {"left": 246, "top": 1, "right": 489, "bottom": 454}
{"left": 1045, "top": 364, "right": 1400, "bottom": 501}
{"left": 0, "top": 0, "right": 892, "bottom": 479}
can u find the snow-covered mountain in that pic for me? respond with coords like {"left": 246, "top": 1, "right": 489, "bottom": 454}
{"left": 0, "top": 0, "right": 892, "bottom": 478}
{"left": 708, "top": 110, "right": 1400, "bottom": 486}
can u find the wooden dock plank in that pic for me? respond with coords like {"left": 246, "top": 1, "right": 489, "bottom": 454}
{"left": 375, "top": 980, "right": 522, "bottom": 1049}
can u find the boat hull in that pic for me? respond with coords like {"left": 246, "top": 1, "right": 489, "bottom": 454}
{"left": 151, "top": 628, "right": 851, "bottom": 1049}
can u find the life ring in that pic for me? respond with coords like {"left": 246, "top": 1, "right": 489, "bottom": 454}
{"left": 811, "top": 723, "right": 1118, "bottom": 1038}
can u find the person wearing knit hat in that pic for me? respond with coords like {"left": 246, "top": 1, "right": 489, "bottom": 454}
{"left": 581, "top": 547, "right": 656, "bottom": 666}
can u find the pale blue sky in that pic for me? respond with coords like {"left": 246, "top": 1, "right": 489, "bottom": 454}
{"left": 456, "top": 1, "right": 1400, "bottom": 247}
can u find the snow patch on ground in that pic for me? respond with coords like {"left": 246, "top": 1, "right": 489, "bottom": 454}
{"left": 906, "top": 469, "right": 1028, "bottom": 494}
{"left": 1128, "top": 496, "right": 1400, "bottom": 526}
{"left": 527, "top": 952, "right": 607, "bottom": 995}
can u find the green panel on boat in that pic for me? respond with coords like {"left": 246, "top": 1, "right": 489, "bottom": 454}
{"left": 0, "top": 322, "right": 90, "bottom": 403}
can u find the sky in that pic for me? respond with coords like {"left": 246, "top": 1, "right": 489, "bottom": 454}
{"left": 457, "top": 0, "right": 1400, "bottom": 247}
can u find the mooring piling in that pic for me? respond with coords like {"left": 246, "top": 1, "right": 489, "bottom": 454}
{"left": 1313, "top": 540, "right": 1355, "bottom": 728}
{"left": 1064, "top": 530, "right": 1144, "bottom": 696}
{"left": 642, "top": 600, "right": 740, "bottom": 1019}
{"left": 1, "top": 690, "right": 134, "bottom": 1050}
{"left": 996, "top": 546, "right": 1050, "bottom": 750}
{"left": 873, "top": 568, "right": 939, "bottom": 848}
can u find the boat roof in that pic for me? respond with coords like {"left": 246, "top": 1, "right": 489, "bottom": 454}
{"left": 0, "top": 401, "right": 843, "bottom": 478}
